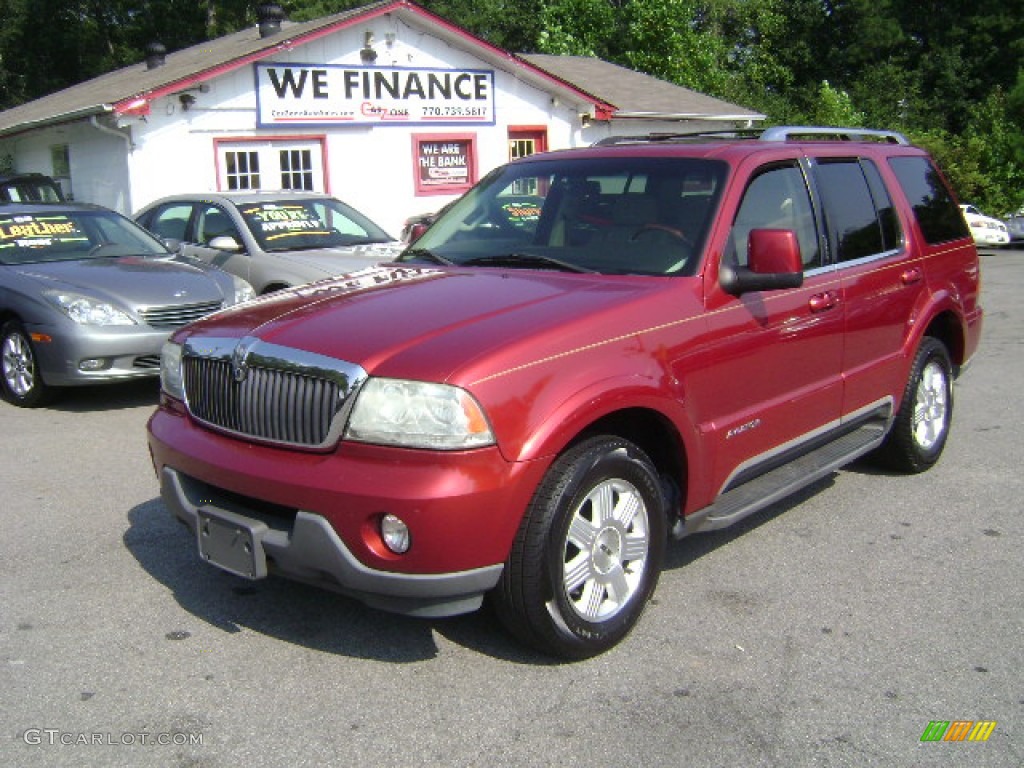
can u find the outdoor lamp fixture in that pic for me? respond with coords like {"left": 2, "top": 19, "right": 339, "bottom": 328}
{"left": 178, "top": 93, "right": 196, "bottom": 111}
{"left": 360, "top": 30, "right": 378, "bottom": 63}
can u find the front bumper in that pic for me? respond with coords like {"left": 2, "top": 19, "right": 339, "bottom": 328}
{"left": 148, "top": 405, "right": 546, "bottom": 617}
{"left": 160, "top": 467, "right": 503, "bottom": 617}
{"left": 971, "top": 230, "right": 1010, "bottom": 247}
{"left": 27, "top": 321, "right": 170, "bottom": 386}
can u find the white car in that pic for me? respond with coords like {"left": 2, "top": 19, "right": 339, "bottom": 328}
{"left": 960, "top": 204, "right": 1010, "bottom": 247}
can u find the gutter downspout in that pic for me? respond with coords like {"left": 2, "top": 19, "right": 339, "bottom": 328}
{"left": 89, "top": 115, "right": 134, "bottom": 150}
{"left": 89, "top": 116, "right": 134, "bottom": 213}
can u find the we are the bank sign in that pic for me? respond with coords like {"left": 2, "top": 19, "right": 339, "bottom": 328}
{"left": 255, "top": 63, "right": 496, "bottom": 127}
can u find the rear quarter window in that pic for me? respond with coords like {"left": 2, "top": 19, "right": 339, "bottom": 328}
{"left": 888, "top": 156, "right": 970, "bottom": 245}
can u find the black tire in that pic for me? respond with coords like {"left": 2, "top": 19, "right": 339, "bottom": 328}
{"left": 0, "top": 320, "right": 51, "bottom": 408}
{"left": 493, "top": 436, "right": 667, "bottom": 659}
{"left": 875, "top": 337, "right": 953, "bottom": 473}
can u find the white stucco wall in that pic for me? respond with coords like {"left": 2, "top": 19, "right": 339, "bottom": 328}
{"left": 0, "top": 122, "right": 130, "bottom": 210}
{"left": 119, "top": 16, "right": 586, "bottom": 235}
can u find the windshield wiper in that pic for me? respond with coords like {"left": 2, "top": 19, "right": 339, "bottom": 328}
{"left": 461, "top": 252, "right": 595, "bottom": 273}
{"left": 401, "top": 248, "right": 454, "bottom": 265}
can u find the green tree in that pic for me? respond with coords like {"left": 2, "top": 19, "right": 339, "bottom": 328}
{"left": 809, "top": 80, "right": 865, "bottom": 127}
{"left": 1, "top": 0, "right": 1021, "bottom": 210}
{"left": 536, "top": 0, "right": 617, "bottom": 57}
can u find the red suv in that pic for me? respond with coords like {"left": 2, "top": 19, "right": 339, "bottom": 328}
{"left": 147, "top": 127, "right": 982, "bottom": 658}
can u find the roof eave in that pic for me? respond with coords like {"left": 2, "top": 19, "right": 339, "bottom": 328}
{"left": 0, "top": 104, "right": 113, "bottom": 139}
{"left": 611, "top": 111, "right": 766, "bottom": 122}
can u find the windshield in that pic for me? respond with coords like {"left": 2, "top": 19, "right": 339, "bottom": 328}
{"left": 402, "top": 156, "right": 727, "bottom": 276}
{"left": 0, "top": 209, "right": 168, "bottom": 265}
{"left": 238, "top": 198, "right": 394, "bottom": 252}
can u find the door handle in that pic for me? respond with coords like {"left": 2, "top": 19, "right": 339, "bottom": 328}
{"left": 900, "top": 267, "right": 923, "bottom": 285}
{"left": 809, "top": 290, "right": 839, "bottom": 313}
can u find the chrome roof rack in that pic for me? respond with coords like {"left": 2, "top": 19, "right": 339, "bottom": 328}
{"left": 591, "top": 126, "right": 911, "bottom": 147}
{"left": 759, "top": 126, "right": 910, "bottom": 145}
{"left": 592, "top": 129, "right": 760, "bottom": 146}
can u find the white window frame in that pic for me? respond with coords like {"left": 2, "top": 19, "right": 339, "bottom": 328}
{"left": 214, "top": 136, "right": 327, "bottom": 193}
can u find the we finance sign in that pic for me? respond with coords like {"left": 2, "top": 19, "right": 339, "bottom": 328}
{"left": 255, "top": 63, "right": 496, "bottom": 127}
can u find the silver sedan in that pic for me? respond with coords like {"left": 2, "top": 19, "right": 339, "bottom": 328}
{"left": 135, "top": 191, "right": 403, "bottom": 294}
{"left": 0, "top": 202, "right": 253, "bottom": 407}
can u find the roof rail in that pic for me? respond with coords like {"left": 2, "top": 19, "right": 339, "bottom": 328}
{"left": 593, "top": 129, "right": 760, "bottom": 146}
{"left": 759, "top": 126, "right": 910, "bottom": 145}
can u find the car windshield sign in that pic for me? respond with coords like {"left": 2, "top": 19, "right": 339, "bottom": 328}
{"left": 238, "top": 199, "right": 392, "bottom": 252}
{"left": 0, "top": 211, "right": 165, "bottom": 264}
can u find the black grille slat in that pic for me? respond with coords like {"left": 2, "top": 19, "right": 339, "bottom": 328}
{"left": 142, "top": 301, "right": 223, "bottom": 329}
{"left": 182, "top": 355, "right": 346, "bottom": 449}
{"left": 134, "top": 355, "right": 161, "bottom": 369}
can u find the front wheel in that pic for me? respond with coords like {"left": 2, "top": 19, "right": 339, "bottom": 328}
{"left": 875, "top": 337, "right": 953, "bottom": 473}
{"left": 1, "top": 320, "right": 51, "bottom": 408}
{"left": 493, "top": 436, "right": 667, "bottom": 659}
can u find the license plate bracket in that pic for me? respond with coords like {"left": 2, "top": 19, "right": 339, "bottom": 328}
{"left": 197, "top": 507, "right": 269, "bottom": 580}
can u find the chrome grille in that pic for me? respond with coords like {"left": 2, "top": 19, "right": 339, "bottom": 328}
{"left": 181, "top": 337, "right": 366, "bottom": 450}
{"left": 142, "top": 301, "right": 223, "bottom": 329}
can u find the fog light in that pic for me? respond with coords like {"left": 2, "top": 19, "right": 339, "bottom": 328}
{"left": 380, "top": 514, "right": 410, "bottom": 554}
{"left": 78, "top": 358, "right": 110, "bottom": 371}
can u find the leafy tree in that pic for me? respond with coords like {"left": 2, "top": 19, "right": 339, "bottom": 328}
{"left": 1, "top": 0, "right": 1022, "bottom": 209}
{"left": 809, "top": 80, "right": 865, "bottom": 127}
{"left": 536, "top": 0, "right": 617, "bottom": 57}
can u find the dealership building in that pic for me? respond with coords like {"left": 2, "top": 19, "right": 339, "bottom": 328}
{"left": 0, "top": 1, "right": 763, "bottom": 236}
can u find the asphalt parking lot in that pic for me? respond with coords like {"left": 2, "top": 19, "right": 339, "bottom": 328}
{"left": 2, "top": 249, "right": 1021, "bottom": 767}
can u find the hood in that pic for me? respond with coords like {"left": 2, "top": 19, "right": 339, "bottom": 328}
{"left": 272, "top": 241, "right": 405, "bottom": 274}
{"left": 181, "top": 264, "right": 684, "bottom": 384}
{"left": 13, "top": 256, "right": 231, "bottom": 311}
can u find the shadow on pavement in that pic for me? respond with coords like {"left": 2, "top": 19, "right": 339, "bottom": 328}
{"left": 123, "top": 498, "right": 551, "bottom": 665}
{"left": 124, "top": 474, "right": 839, "bottom": 664}
{"left": 46, "top": 379, "right": 160, "bottom": 413}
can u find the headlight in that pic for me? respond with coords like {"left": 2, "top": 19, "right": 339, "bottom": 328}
{"left": 345, "top": 378, "right": 495, "bottom": 450}
{"left": 160, "top": 340, "right": 184, "bottom": 400}
{"left": 229, "top": 275, "right": 256, "bottom": 306}
{"left": 43, "top": 290, "right": 134, "bottom": 325}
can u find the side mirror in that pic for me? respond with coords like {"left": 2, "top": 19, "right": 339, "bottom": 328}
{"left": 720, "top": 229, "right": 804, "bottom": 295}
{"left": 208, "top": 235, "right": 243, "bottom": 252}
{"left": 406, "top": 222, "right": 429, "bottom": 244}
{"left": 161, "top": 237, "right": 183, "bottom": 254}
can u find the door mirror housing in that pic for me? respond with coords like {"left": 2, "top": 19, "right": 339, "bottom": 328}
{"left": 720, "top": 229, "right": 804, "bottom": 295}
{"left": 208, "top": 235, "right": 243, "bottom": 252}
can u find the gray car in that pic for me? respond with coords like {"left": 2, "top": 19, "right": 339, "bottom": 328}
{"left": 0, "top": 202, "right": 254, "bottom": 407}
{"left": 134, "top": 191, "right": 403, "bottom": 294}
{"left": 1004, "top": 212, "right": 1024, "bottom": 244}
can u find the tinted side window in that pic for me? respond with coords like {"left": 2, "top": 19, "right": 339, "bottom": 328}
{"left": 888, "top": 155, "right": 970, "bottom": 244}
{"left": 0, "top": 179, "right": 64, "bottom": 203}
{"left": 813, "top": 159, "right": 887, "bottom": 262}
{"left": 147, "top": 203, "right": 193, "bottom": 241}
{"left": 197, "top": 205, "right": 241, "bottom": 245}
{"left": 726, "top": 163, "right": 820, "bottom": 269}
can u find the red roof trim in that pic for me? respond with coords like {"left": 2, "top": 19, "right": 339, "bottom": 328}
{"left": 112, "top": 1, "right": 610, "bottom": 117}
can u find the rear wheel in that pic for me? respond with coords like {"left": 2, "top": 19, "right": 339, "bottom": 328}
{"left": 493, "top": 436, "right": 666, "bottom": 659}
{"left": 876, "top": 337, "right": 953, "bottom": 473}
{"left": 0, "top": 320, "right": 51, "bottom": 408}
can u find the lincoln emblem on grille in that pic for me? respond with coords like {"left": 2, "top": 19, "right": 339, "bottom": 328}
{"left": 231, "top": 336, "right": 258, "bottom": 382}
